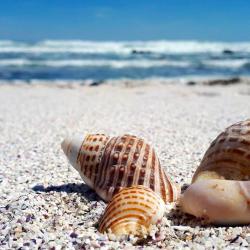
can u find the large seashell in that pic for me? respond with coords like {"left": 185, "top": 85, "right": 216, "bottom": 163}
{"left": 181, "top": 119, "right": 250, "bottom": 224}
{"left": 98, "top": 185, "right": 165, "bottom": 237}
{"left": 61, "top": 134, "right": 179, "bottom": 203}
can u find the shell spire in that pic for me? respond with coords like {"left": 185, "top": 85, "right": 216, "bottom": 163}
{"left": 61, "top": 134, "right": 179, "bottom": 203}
{"left": 98, "top": 185, "right": 166, "bottom": 237}
{"left": 181, "top": 119, "right": 250, "bottom": 224}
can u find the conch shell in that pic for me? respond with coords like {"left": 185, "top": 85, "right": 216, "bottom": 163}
{"left": 98, "top": 185, "right": 165, "bottom": 237}
{"left": 61, "top": 134, "right": 179, "bottom": 203}
{"left": 181, "top": 119, "right": 250, "bottom": 224}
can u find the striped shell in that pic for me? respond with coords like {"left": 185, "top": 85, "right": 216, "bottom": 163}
{"left": 98, "top": 185, "right": 165, "bottom": 237}
{"left": 61, "top": 134, "right": 179, "bottom": 203}
{"left": 193, "top": 119, "right": 250, "bottom": 182}
{"left": 181, "top": 119, "right": 250, "bottom": 224}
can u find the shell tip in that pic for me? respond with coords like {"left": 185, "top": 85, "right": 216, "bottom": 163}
{"left": 61, "top": 137, "right": 71, "bottom": 156}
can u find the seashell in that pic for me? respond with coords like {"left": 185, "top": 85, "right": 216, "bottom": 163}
{"left": 181, "top": 119, "right": 250, "bottom": 224}
{"left": 61, "top": 134, "right": 179, "bottom": 203}
{"left": 98, "top": 185, "right": 165, "bottom": 237}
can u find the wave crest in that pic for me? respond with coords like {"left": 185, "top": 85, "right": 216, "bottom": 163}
{"left": 1, "top": 40, "right": 250, "bottom": 54}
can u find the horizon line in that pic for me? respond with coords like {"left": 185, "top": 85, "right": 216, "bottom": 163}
{"left": 1, "top": 38, "right": 250, "bottom": 43}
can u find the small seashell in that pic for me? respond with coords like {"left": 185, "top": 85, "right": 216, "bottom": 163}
{"left": 181, "top": 119, "right": 250, "bottom": 224}
{"left": 98, "top": 185, "right": 165, "bottom": 237}
{"left": 61, "top": 134, "right": 179, "bottom": 203}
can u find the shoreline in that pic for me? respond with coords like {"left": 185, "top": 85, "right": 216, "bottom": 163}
{"left": 0, "top": 76, "right": 250, "bottom": 88}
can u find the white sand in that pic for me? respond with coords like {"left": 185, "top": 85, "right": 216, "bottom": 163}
{"left": 1, "top": 81, "right": 250, "bottom": 249}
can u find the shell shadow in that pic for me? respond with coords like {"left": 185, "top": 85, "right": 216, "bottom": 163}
{"left": 32, "top": 183, "right": 101, "bottom": 202}
{"left": 167, "top": 205, "right": 208, "bottom": 228}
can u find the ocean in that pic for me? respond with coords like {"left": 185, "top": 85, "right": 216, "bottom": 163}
{"left": 1, "top": 40, "right": 250, "bottom": 82}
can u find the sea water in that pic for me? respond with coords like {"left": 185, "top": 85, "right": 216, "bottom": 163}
{"left": 0, "top": 40, "right": 250, "bottom": 82}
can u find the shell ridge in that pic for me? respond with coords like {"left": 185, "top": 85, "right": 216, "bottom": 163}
{"left": 119, "top": 136, "right": 139, "bottom": 187}
{"left": 143, "top": 145, "right": 153, "bottom": 188}
{"left": 126, "top": 138, "right": 143, "bottom": 187}
{"left": 92, "top": 135, "right": 110, "bottom": 184}
{"left": 96, "top": 137, "right": 118, "bottom": 189}
{"left": 162, "top": 170, "right": 172, "bottom": 202}
{"left": 75, "top": 134, "right": 110, "bottom": 186}
{"left": 149, "top": 149, "right": 156, "bottom": 191}
{"left": 153, "top": 153, "right": 162, "bottom": 197}
{"left": 99, "top": 136, "right": 120, "bottom": 188}
{"left": 132, "top": 140, "right": 147, "bottom": 186}
{"left": 108, "top": 136, "right": 132, "bottom": 198}
{"left": 76, "top": 135, "right": 87, "bottom": 165}
{"left": 138, "top": 143, "right": 150, "bottom": 185}
{"left": 78, "top": 139, "right": 88, "bottom": 174}
{"left": 95, "top": 137, "right": 114, "bottom": 187}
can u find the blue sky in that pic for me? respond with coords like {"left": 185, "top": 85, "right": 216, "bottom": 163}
{"left": 0, "top": 0, "right": 250, "bottom": 41}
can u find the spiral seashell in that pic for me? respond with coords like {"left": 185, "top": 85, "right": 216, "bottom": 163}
{"left": 61, "top": 134, "right": 179, "bottom": 203}
{"left": 181, "top": 119, "right": 250, "bottom": 224}
{"left": 98, "top": 185, "right": 165, "bottom": 237}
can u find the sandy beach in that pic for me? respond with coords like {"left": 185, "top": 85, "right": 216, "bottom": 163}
{"left": 1, "top": 80, "right": 250, "bottom": 249}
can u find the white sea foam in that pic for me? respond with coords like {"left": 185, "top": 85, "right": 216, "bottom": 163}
{"left": 0, "top": 59, "right": 30, "bottom": 66}
{"left": 0, "top": 59, "right": 190, "bottom": 68}
{"left": 203, "top": 59, "right": 249, "bottom": 68}
{"left": 1, "top": 40, "right": 250, "bottom": 54}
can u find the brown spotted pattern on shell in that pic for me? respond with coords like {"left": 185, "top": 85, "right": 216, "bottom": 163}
{"left": 181, "top": 119, "right": 250, "bottom": 225}
{"left": 98, "top": 185, "right": 165, "bottom": 237}
{"left": 61, "top": 134, "right": 179, "bottom": 203}
{"left": 193, "top": 119, "right": 250, "bottom": 183}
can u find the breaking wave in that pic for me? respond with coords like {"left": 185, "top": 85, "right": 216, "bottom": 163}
{"left": 1, "top": 40, "right": 250, "bottom": 54}
{"left": 0, "top": 58, "right": 190, "bottom": 68}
